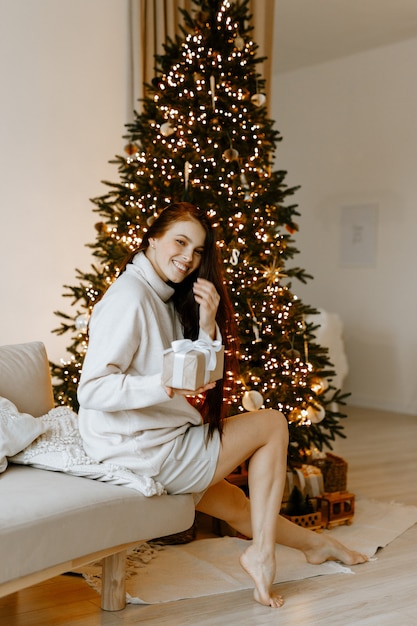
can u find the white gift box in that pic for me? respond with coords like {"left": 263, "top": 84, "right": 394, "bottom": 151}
{"left": 162, "top": 339, "right": 224, "bottom": 391}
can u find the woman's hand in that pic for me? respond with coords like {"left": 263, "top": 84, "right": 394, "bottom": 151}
{"left": 192, "top": 278, "right": 220, "bottom": 339}
{"left": 164, "top": 381, "right": 216, "bottom": 398}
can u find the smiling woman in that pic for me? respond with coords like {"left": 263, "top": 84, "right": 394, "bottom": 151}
{"left": 77, "top": 202, "right": 236, "bottom": 448}
{"left": 77, "top": 201, "right": 366, "bottom": 608}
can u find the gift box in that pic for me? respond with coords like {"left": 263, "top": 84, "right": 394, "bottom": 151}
{"left": 311, "top": 453, "right": 348, "bottom": 492}
{"left": 162, "top": 339, "right": 224, "bottom": 391}
{"left": 282, "top": 464, "right": 324, "bottom": 502}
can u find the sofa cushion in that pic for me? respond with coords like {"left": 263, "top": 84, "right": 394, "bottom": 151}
{"left": 0, "top": 342, "right": 55, "bottom": 417}
{"left": 0, "top": 465, "right": 195, "bottom": 585}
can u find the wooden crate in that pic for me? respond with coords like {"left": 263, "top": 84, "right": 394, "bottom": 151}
{"left": 318, "top": 491, "right": 355, "bottom": 529}
{"left": 282, "top": 511, "right": 322, "bottom": 531}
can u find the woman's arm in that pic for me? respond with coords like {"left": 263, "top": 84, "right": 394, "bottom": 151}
{"left": 78, "top": 284, "right": 170, "bottom": 412}
{"left": 192, "top": 277, "right": 220, "bottom": 340}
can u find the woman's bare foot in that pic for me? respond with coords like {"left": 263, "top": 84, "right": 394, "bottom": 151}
{"left": 304, "top": 533, "right": 368, "bottom": 566}
{"left": 240, "top": 543, "right": 284, "bottom": 608}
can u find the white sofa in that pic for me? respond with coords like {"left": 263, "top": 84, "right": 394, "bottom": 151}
{"left": 0, "top": 342, "right": 195, "bottom": 611}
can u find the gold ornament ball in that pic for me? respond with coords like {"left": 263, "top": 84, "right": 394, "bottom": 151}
{"left": 242, "top": 390, "right": 264, "bottom": 411}
{"left": 305, "top": 404, "right": 326, "bottom": 423}
{"left": 124, "top": 143, "right": 138, "bottom": 156}
{"left": 251, "top": 93, "right": 266, "bottom": 107}
{"left": 223, "top": 147, "right": 239, "bottom": 161}
{"left": 311, "top": 377, "right": 329, "bottom": 395}
{"left": 288, "top": 407, "right": 304, "bottom": 423}
{"left": 234, "top": 35, "right": 245, "bottom": 50}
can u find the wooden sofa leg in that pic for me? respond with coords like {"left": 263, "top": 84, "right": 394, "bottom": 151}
{"left": 101, "top": 550, "right": 127, "bottom": 611}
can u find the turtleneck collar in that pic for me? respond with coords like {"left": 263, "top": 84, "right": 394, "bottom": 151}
{"left": 129, "top": 251, "right": 175, "bottom": 303}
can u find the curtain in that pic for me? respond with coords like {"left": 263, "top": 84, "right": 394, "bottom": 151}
{"left": 248, "top": 0, "right": 275, "bottom": 102}
{"left": 127, "top": 0, "right": 275, "bottom": 116}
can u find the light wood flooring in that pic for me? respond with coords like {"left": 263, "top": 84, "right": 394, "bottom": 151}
{"left": 1, "top": 405, "right": 417, "bottom": 625}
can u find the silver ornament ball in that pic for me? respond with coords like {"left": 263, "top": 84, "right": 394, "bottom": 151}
{"left": 242, "top": 390, "right": 264, "bottom": 411}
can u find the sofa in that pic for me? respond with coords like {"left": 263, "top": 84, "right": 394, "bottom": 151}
{"left": 0, "top": 341, "right": 195, "bottom": 611}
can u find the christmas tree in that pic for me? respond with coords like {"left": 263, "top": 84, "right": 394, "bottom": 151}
{"left": 51, "top": 0, "right": 348, "bottom": 465}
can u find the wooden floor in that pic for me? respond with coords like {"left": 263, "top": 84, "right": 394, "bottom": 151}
{"left": 1, "top": 406, "right": 417, "bottom": 625}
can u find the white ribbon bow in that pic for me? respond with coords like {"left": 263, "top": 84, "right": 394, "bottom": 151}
{"left": 170, "top": 338, "right": 222, "bottom": 388}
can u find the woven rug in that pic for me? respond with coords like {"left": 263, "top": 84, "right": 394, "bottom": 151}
{"left": 79, "top": 497, "right": 417, "bottom": 604}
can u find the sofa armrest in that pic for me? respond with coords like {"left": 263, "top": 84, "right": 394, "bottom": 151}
{"left": 0, "top": 342, "right": 55, "bottom": 417}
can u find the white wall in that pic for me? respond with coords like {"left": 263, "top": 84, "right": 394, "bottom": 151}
{"left": 0, "top": 0, "right": 129, "bottom": 363}
{"left": 271, "top": 38, "right": 417, "bottom": 414}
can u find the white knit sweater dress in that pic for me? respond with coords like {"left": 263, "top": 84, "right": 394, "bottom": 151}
{"left": 78, "top": 252, "right": 219, "bottom": 485}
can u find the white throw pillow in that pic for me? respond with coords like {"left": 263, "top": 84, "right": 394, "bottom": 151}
{"left": 10, "top": 406, "right": 165, "bottom": 496}
{"left": 0, "top": 397, "right": 46, "bottom": 473}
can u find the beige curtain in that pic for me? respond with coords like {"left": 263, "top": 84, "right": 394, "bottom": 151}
{"left": 128, "top": 0, "right": 275, "bottom": 116}
{"left": 248, "top": 0, "right": 275, "bottom": 100}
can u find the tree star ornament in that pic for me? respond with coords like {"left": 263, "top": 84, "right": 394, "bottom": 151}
{"left": 261, "top": 259, "right": 287, "bottom": 285}
{"left": 242, "top": 390, "right": 264, "bottom": 411}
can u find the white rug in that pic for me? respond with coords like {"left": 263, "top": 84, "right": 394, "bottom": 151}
{"left": 80, "top": 497, "right": 417, "bottom": 604}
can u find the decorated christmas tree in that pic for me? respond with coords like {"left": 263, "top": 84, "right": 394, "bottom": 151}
{"left": 51, "top": 0, "right": 348, "bottom": 465}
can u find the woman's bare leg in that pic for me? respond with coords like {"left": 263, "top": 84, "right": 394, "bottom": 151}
{"left": 197, "top": 480, "right": 368, "bottom": 565}
{"left": 206, "top": 409, "right": 288, "bottom": 608}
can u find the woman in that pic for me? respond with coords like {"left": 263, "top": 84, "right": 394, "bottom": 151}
{"left": 78, "top": 202, "right": 366, "bottom": 608}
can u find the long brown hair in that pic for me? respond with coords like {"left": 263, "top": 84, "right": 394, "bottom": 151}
{"left": 122, "top": 202, "right": 238, "bottom": 438}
